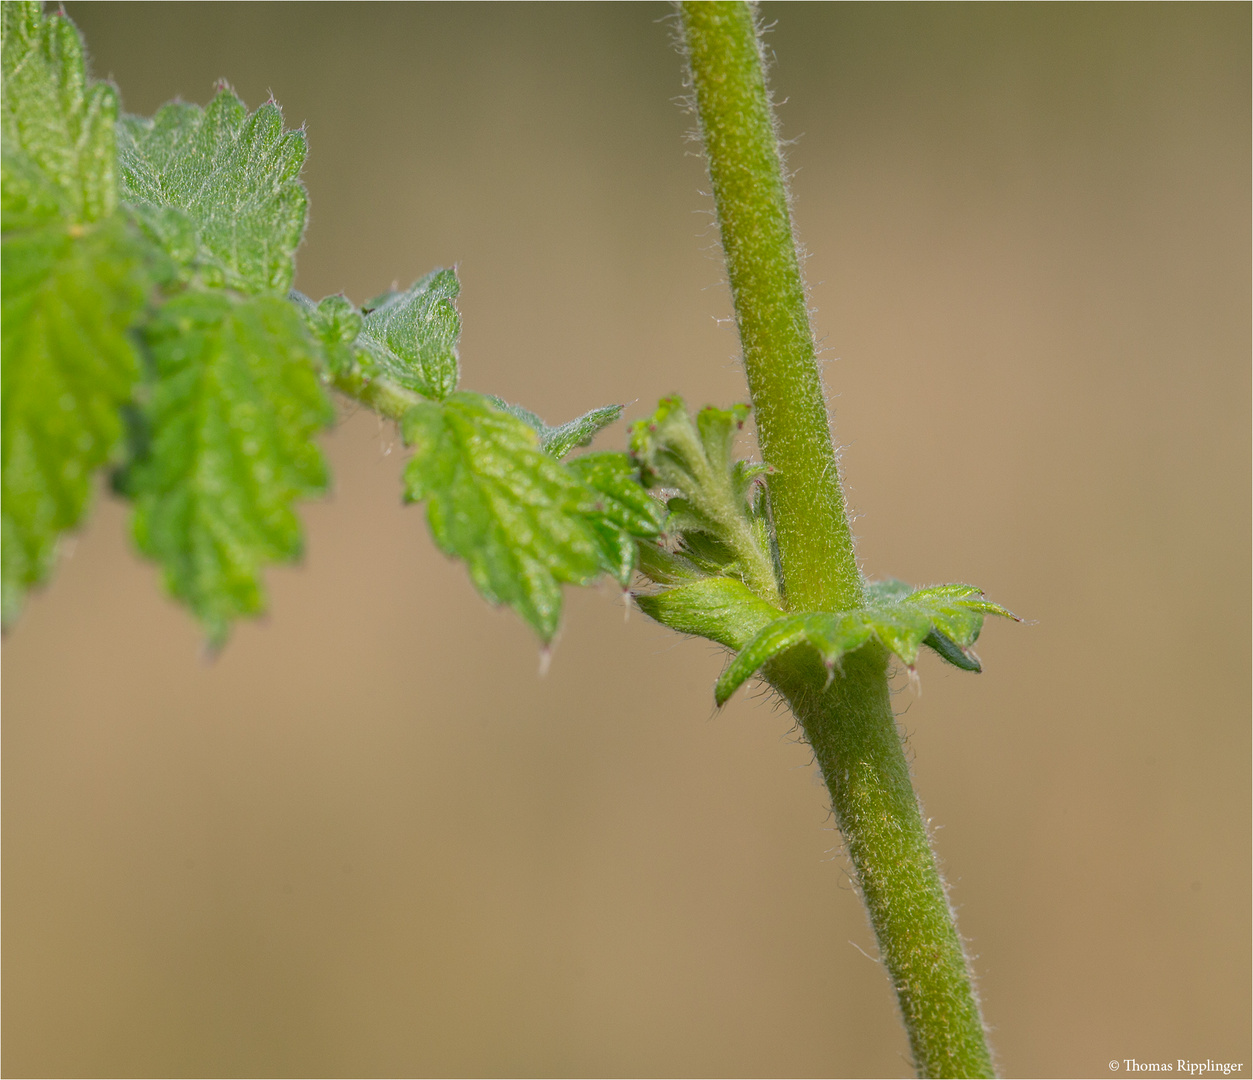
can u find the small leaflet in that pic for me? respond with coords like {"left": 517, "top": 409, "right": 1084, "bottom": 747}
{"left": 401, "top": 393, "right": 659, "bottom": 641}
{"left": 490, "top": 398, "right": 624, "bottom": 459}
{"left": 355, "top": 269, "right": 461, "bottom": 401}
{"left": 566, "top": 451, "right": 664, "bottom": 584}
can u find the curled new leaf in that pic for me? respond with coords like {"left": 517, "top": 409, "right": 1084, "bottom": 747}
{"left": 629, "top": 396, "right": 779, "bottom": 605}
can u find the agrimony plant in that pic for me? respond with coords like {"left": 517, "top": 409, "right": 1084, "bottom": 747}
{"left": 1, "top": 2, "right": 1017, "bottom": 1074}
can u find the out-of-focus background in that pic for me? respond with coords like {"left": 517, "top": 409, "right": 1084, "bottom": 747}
{"left": 5, "top": 4, "right": 1248, "bottom": 1077}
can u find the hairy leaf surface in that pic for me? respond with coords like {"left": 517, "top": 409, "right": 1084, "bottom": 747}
{"left": 356, "top": 269, "right": 460, "bottom": 400}
{"left": 402, "top": 393, "right": 655, "bottom": 640}
{"left": 296, "top": 272, "right": 461, "bottom": 405}
{"left": 118, "top": 88, "right": 307, "bottom": 294}
{"left": 566, "top": 451, "right": 664, "bottom": 584}
{"left": 633, "top": 575, "right": 781, "bottom": 651}
{"left": 127, "top": 290, "right": 332, "bottom": 643}
{"left": 1, "top": 2, "right": 117, "bottom": 224}
{"left": 491, "top": 398, "right": 623, "bottom": 459}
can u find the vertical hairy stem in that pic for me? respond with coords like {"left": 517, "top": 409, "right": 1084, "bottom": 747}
{"left": 769, "top": 648, "right": 995, "bottom": 1078}
{"left": 680, "top": 3, "right": 994, "bottom": 1075}
{"left": 680, "top": 0, "right": 859, "bottom": 614}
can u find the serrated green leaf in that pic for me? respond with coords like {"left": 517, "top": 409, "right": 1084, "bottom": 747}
{"left": 490, "top": 398, "right": 623, "bottom": 459}
{"left": 712, "top": 581, "right": 1018, "bottom": 706}
{"left": 566, "top": 451, "right": 663, "bottom": 584}
{"left": 126, "top": 289, "right": 332, "bottom": 644}
{"left": 716, "top": 613, "right": 818, "bottom": 705}
{"left": 356, "top": 269, "right": 460, "bottom": 400}
{"left": 1, "top": 2, "right": 154, "bottom": 625}
{"left": 402, "top": 392, "right": 649, "bottom": 640}
{"left": 117, "top": 88, "right": 307, "bottom": 294}
{"left": 1, "top": 216, "right": 150, "bottom": 624}
{"left": 1, "top": 2, "right": 117, "bottom": 225}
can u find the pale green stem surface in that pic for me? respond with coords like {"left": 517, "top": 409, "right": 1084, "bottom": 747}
{"left": 681, "top": 4, "right": 994, "bottom": 1075}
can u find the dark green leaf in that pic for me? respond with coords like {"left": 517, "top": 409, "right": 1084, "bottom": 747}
{"left": 127, "top": 290, "right": 332, "bottom": 644}
{"left": 922, "top": 629, "right": 982, "bottom": 673}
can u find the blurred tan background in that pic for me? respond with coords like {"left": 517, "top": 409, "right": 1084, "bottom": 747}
{"left": 4, "top": 3, "right": 1248, "bottom": 1077}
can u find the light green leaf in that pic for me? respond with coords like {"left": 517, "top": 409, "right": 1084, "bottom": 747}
{"left": 1, "top": 2, "right": 153, "bottom": 625}
{"left": 126, "top": 289, "right": 332, "bottom": 644}
{"left": 117, "top": 88, "right": 307, "bottom": 294}
{"left": 633, "top": 576, "right": 781, "bottom": 651}
{"left": 1, "top": 217, "right": 150, "bottom": 624}
{"left": 356, "top": 269, "right": 460, "bottom": 401}
{"left": 713, "top": 582, "right": 1018, "bottom": 706}
{"left": 402, "top": 392, "right": 651, "bottom": 640}
{"left": 293, "top": 291, "right": 361, "bottom": 379}
{"left": 716, "top": 614, "right": 817, "bottom": 705}
{"left": 490, "top": 398, "right": 623, "bottom": 459}
{"left": 1, "top": 2, "right": 117, "bottom": 225}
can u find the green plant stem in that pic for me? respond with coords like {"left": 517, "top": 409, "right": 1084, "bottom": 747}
{"left": 329, "top": 367, "right": 421, "bottom": 423}
{"left": 768, "top": 648, "right": 995, "bottom": 1078}
{"left": 681, "top": 4, "right": 994, "bottom": 1075}
{"left": 680, "top": 0, "right": 858, "bottom": 615}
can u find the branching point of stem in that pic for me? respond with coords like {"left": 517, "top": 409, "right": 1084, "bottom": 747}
{"left": 680, "top": 4, "right": 996, "bottom": 1075}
